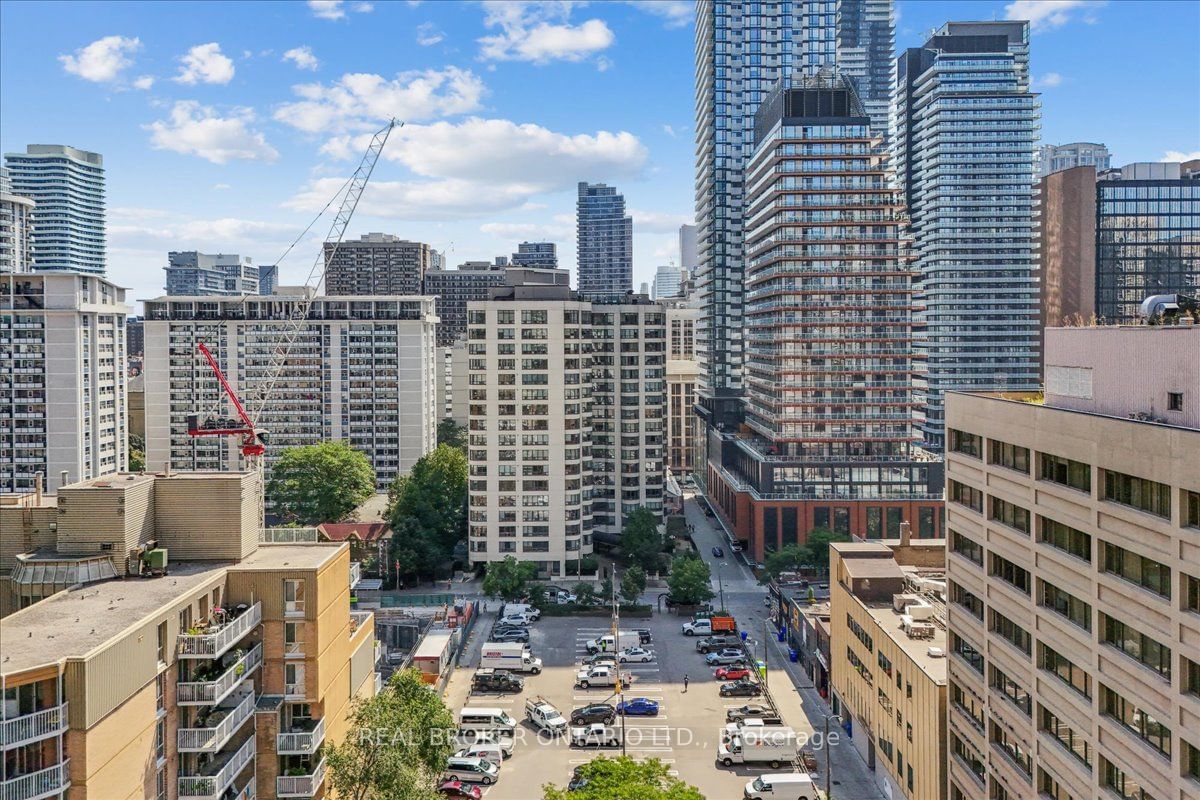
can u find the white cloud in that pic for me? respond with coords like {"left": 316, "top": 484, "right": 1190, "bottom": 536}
{"left": 110, "top": 217, "right": 297, "bottom": 246}
{"left": 292, "top": 117, "right": 647, "bottom": 221}
{"left": 145, "top": 101, "right": 279, "bottom": 164}
{"left": 417, "top": 22, "right": 445, "bottom": 46}
{"left": 274, "top": 67, "right": 486, "bottom": 133}
{"left": 283, "top": 46, "right": 320, "bottom": 71}
{"left": 630, "top": 208, "right": 691, "bottom": 233}
{"left": 1163, "top": 150, "right": 1200, "bottom": 162}
{"left": 662, "top": 124, "right": 677, "bottom": 138}
{"left": 480, "top": 215, "right": 573, "bottom": 240}
{"left": 478, "top": 1, "right": 614, "bottom": 65}
{"left": 133, "top": 75, "right": 156, "bottom": 90}
{"left": 212, "top": 183, "right": 232, "bottom": 190}
{"left": 59, "top": 35, "right": 141, "bottom": 83}
{"left": 626, "top": 1, "right": 693, "bottom": 28}
{"left": 1035, "top": 72, "right": 1063, "bottom": 88}
{"left": 174, "top": 43, "right": 235, "bottom": 85}
{"left": 1004, "top": 0, "right": 1106, "bottom": 32}
{"left": 308, "top": 0, "right": 373, "bottom": 19}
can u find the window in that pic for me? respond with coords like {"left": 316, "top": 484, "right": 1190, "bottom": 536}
{"left": 1038, "top": 768, "right": 1077, "bottom": 800}
{"left": 989, "top": 609, "right": 1031, "bottom": 655}
{"left": 1101, "top": 684, "right": 1171, "bottom": 757}
{"left": 989, "top": 720, "right": 1031, "bottom": 777}
{"left": 1187, "top": 573, "right": 1200, "bottom": 614}
{"left": 1186, "top": 490, "right": 1200, "bottom": 529}
{"left": 1038, "top": 517, "right": 1091, "bottom": 561}
{"left": 1184, "top": 740, "right": 1200, "bottom": 780}
{"left": 285, "top": 663, "right": 306, "bottom": 697}
{"left": 989, "top": 496, "right": 1030, "bottom": 534}
{"left": 1167, "top": 391, "right": 1182, "bottom": 411}
{"left": 989, "top": 664, "right": 1031, "bottom": 716}
{"left": 1187, "top": 656, "right": 1200, "bottom": 697}
{"left": 1039, "top": 452, "right": 1091, "bottom": 493}
{"left": 950, "top": 681, "right": 984, "bottom": 731}
{"left": 989, "top": 552, "right": 1031, "bottom": 594}
{"left": 1102, "top": 470, "right": 1171, "bottom": 518}
{"left": 1039, "top": 643, "right": 1091, "bottom": 698}
{"left": 285, "top": 622, "right": 304, "bottom": 657}
{"left": 950, "top": 530, "right": 983, "bottom": 565}
{"left": 952, "top": 733, "right": 985, "bottom": 783}
{"left": 949, "top": 428, "right": 982, "bottom": 458}
{"left": 1102, "top": 542, "right": 1171, "bottom": 598}
{"left": 950, "top": 581, "right": 983, "bottom": 621}
{"left": 155, "top": 717, "right": 165, "bottom": 762}
{"left": 1038, "top": 581, "right": 1091, "bottom": 630}
{"left": 846, "top": 614, "right": 874, "bottom": 651}
{"left": 951, "top": 632, "right": 984, "bottom": 674}
{"left": 1100, "top": 755, "right": 1158, "bottom": 800}
{"left": 157, "top": 620, "right": 168, "bottom": 663}
{"left": 1038, "top": 704, "right": 1090, "bottom": 766}
{"left": 284, "top": 578, "right": 306, "bottom": 615}
{"left": 949, "top": 480, "right": 982, "bottom": 512}
{"left": 989, "top": 440, "right": 1030, "bottom": 473}
{"left": 1100, "top": 612, "right": 1171, "bottom": 679}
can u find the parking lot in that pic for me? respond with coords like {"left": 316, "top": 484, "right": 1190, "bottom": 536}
{"left": 443, "top": 610, "right": 819, "bottom": 798}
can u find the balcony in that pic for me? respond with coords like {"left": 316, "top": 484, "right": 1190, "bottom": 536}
{"left": 1, "top": 703, "right": 68, "bottom": 748}
{"left": 277, "top": 717, "right": 325, "bottom": 755}
{"left": 178, "top": 735, "right": 255, "bottom": 799}
{"left": 259, "top": 527, "right": 318, "bottom": 543}
{"left": 178, "top": 644, "right": 263, "bottom": 706}
{"left": 0, "top": 760, "right": 69, "bottom": 800}
{"left": 177, "top": 690, "right": 255, "bottom": 753}
{"left": 276, "top": 757, "right": 326, "bottom": 799}
{"left": 178, "top": 602, "right": 262, "bottom": 660}
{"left": 350, "top": 561, "right": 362, "bottom": 588}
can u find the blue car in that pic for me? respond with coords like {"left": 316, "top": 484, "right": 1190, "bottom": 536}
{"left": 712, "top": 546, "right": 724, "bottom": 557}
{"left": 616, "top": 697, "right": 660, "bottom": 717}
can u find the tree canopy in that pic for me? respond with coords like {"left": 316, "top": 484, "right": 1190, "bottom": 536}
{"left": 667, "top": 554, "right": 715, "bottom": 606}
{"left": 482, "top": 556, "right": 538, "bottom": 600}
{"left": 543, "top": 756, "right": 705, "bottom": 800}
{"left": 128, "top": 433, "right": 146, "bottom": 473}
{"left": 267, "top": 441, "right": 375, "bottom": 524}
{"left": 388, "top": 444, "right": 468, "bottom": 578}
{"left": 762, "top": 544, "right": 812, "bottom": 582}
{"left": 325, "top": 668, "right": 455, "bottom": 800}
{"left": 436, "top": 419, "right": 466, "bottom": 451}
{"left": 619, "top": 565, "right": 647, "bottom": 605}
{"left": 806, "top": 527, "right": 850, "bottom": 573}
{"left": 619, "top": 507, "right": 667, "bottom": 572}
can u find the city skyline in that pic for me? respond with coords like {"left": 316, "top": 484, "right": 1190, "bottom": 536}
{"left": 0, "top": 0, "right": 1197, "bottom": 308}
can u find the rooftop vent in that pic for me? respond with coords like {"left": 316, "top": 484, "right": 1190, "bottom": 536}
{"left": 928, "top": 647, "right": 946, "bottom": 658}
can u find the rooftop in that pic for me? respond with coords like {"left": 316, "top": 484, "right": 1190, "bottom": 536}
{"left": 863, "top": 597, "right": 947, "bottom": 682}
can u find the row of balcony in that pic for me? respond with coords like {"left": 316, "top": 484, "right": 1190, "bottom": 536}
{"left": 0, "top": 703, "right": 68, "bottom": 749}
{"left": 0, "top": 759, "right": 69, "bottom": 800}
{"left": 177, "top": 602, "right": 262, "bottom": 660}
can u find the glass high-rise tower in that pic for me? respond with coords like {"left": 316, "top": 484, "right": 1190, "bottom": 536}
{"left": 693, "top": 0, "right": 895, "bottom": 473}
{"left": 893, "top": 21, "right": 1041, "bottom": 451}
{"left": 576, "top": 182, "right": 633, "bottom": 297}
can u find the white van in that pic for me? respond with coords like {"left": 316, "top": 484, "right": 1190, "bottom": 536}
{"left": 444, "top": 756, "right": 500, "bottom": 785}
{"left": 458, "top": 707, "right": 518, "bottom": 735}
{"left": 742, "top": 773, "right": 818, "bottom": 800}
{"left": 503, "top": 603, "right": 541, "bottom": 621}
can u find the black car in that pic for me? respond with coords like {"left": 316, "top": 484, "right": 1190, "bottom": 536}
{"left": 726, "top": 704, "right": 781, "bottom": 724}
{"left": 720, "top": 679, "right": 763, "bottom": 698}
{"left": 570, "top": 703, "right": 617, "bottom": 726}
{"left": 636, "top": 629, "right": 653, "bottom": 645}
{"left": 472, "top": 669, "right": 525, "bottom": 693}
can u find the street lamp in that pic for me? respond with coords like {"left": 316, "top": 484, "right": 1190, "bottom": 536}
{"left": 717, "top": 561, "right": 727, "bottom": 611}
{"left": 824, "top": 714, "right": 843, "bottom": 800}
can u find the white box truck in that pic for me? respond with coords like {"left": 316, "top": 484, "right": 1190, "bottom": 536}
{"left": 480, "top": 642, "right": 543, "bottom": 674}
{"left": 718, "top": 727, "right": 797, "bottom": 769}
{"left": 585, "top": 631, "right": 640, "bottom": 654}
{"left": 742, "top": 773, "right": 819, "bottom": 800}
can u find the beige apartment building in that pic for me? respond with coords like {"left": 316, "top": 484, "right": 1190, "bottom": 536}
{"left": 665, "top": 304, "right": 698, "bottom": 477}
{"left": 0, "top": 470, "right": 377, "bottom": 800}
{"left": 944, "top": 326, "right": 1200, "bottom": 800}
{"left": 830, "top": 537, "right": 948, "bottom": 800}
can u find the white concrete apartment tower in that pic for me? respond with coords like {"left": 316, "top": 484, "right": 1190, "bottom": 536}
{"left": 1, "top": 272, "right": 130, "bottom": 493}
{"left": 943, "top": 325, "right": 1200, "bottom": 800}
{"left": 3, "top": 145, "right": 105, "bottom": 275}
{"left": 0, "top": 167, "right": 35, "bottom": 274}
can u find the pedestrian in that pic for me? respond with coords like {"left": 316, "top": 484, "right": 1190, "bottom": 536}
{"left": 683, "top": 674, "right": 689, "bottom": 693}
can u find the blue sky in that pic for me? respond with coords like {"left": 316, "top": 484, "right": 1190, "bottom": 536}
{"left": 2, "top": 0, "right": 1197, "bottom": 309}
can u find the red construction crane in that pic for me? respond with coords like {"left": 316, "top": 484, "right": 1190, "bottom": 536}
{"left": 186, "top": 343, "right": 266, "bottom": 457}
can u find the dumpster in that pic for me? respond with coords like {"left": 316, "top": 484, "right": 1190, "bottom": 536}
{"left": 777, "top": 628, "right": 786, "bottom": 642}
{"left": 740, "top": 630, "right": 749, "bottom": 642}
{"left": 789, "top": 648, "right": 799, "bottom": 663}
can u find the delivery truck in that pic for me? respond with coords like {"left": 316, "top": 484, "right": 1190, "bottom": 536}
{"left": 717, "top": 727, "right": 797, "bottom": 769}
{"left": 480, "top": 642, "right": 543, "bottom": 674}
{"left": 682, "top": 615, "right": 737, "bottom": 636}
{"left": 585, "top": 631, "right": 641, "bottom": 654}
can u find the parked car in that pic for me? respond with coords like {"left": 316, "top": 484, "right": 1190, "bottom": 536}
{"left": 616, "top": 697, "right": 660, "bottom": 717}
{"left": 583, "top": 652, "right": 618, "bottom": 667}
{"left": 726, "top": 704, "right": 781, "bottom": 724}
{"left": 635, "top": 628, "right": 653, "bottom": 645}
{"left": 570, "top": 723, "right": 621, "bottom": 748}
{"left": 437, "top": 780, "right": 483, "bottom": 799}
{"left": 570, "top": 703, "right": 617, "bottom": 726}
{"left": 712, "top": 546, "right": 724, "bottom": 557}
{"left": 443, "top": 756, "right": 499, "bottom": 785}
{"left": 471, "top": 669, "right": 525, "bottom": 693}
{"left": 500, "top": 613, "right": 534, "bottom": 627}
{"left": 731, "top": 543, "right": 744, "bottom": 553}
{"left": 715, "top": 666, "right": 751, "bottom": 681}
{"left": 567, "top": 768, "right": 589, "bottom": 791}
{"left": 490, "top": 628, "right": 529, "bottom": 643}
{"left": 618, "top": 647, "right": 655, "bottom": 663}
{"left": 696, "top": 634, "right": 743, "bottom": 654}
{"left": 705, "top": 648, "right": 748, "bottom": 666}
{"left": 453, "top": 743, "right": 504, "bottom": 766}
{"left": 720, "top": 679, "right": 763, "bottom": 697}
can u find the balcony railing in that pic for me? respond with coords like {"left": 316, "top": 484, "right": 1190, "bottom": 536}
{"left": 178, "top": 644, "right": 262, "bottom": 706}
{"left": 1, "top": 703, "right": 68, "bottom": 748}
{"left": 0, "top": 759, "right": 70, "bottom": 800}
{"left": 277, "top": 757, "right": 326, "bottom": 799}
{"left": 178, "top": 602, "right": 262, "bottom": 660}
{"left": 349, "top": 611, "right": 372, "bottom": 636}
{"left": 177, "top": 690, "right": 255, "bottom": 753}
{"left": 350, "top": 561, "right": 362, "bottom": 588}
{"left": 178, "top": 735, "right": 255, "bottom": 799}
{"left": 260, "top": 527, "right": 319, "bottom": 543}
{"left": 277, "top": 717, "right": 325, "bottom": 755}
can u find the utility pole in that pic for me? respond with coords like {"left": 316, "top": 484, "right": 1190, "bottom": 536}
{"left": 611, "top": 569, "right": 626, "bottom": 757}
{"left": 717, "top": 561, "right": 726, "bottom": 612}
{"left": 762, "top": 618, "right": 769, "bottom": 690}
{"left": 824, "top": 714, "right": 842, "bottom": 800}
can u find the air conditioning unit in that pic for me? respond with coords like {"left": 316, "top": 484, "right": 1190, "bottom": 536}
{"left": 928, "top": 647, "right": 946, "bottom": 658}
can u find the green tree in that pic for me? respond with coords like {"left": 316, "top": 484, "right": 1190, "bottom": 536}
{"left": 388, "top": 444, "right": 468, "bottom": 577}
{"left": 619, "top": 565, "right": 647, "bottom": 605}
{"left": 806, "top": 527, "right": 850, "bottom": 574}
{"left": 762, "top": 544, "right": 813, "bottom": 582}
{"left": 436, "top": 419, "right": 466, "bottom": 451}
{"left": 482, "top": 556, "right": 538, "bottom": 600}
{"left": 128, "top": 433, "right": 146, "bottom": 472}
{"left": 325, "top": 667, "right": 454, "bottom": 800}
{"left": 667, "top": 554, "right": 715, "bottom": 606}
{"left": 619, "top": 507, "right": 666, "bottom": 571}
{"left": 543, "top": 756, "right": 704, "bottom": 800}
{"left": 573, "top": 582, "right": 597, "bottom": 606}
{"left": 267, "top": 441, "right": 375, "bottom": 524}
